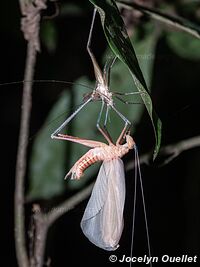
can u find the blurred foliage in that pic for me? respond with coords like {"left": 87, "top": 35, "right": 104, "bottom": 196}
{"left": 166, "top": 31, "right": 200, "bottom": 60}
{"left": 118, "top": 0, "right": 200, "bottom": 39}
{"left": 108, "top": 22, "right": 158, "bottom": 127}
{"left": 59, "top": 3, "right": 85, "bottom": 16}
{"left": 41, "top": 20, "right": 57, "bottom": 53}
{"left": 28, "top": 90, "right": 69, "bottom": 200}
{"left": 29, "top": 0, "right": 200, "bottom": 200}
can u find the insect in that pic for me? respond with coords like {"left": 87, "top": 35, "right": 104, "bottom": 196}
{"left": 51, "top": 8, "right": 144, "bottom": 142}
{"left": 50, "top": 8, "right": 152, "bottom": 258}
{"left": 55, "top": 126, "right": 152, "bottom": 263}
{"left": 56, "top": 125, "right": 135, "bottom": 250}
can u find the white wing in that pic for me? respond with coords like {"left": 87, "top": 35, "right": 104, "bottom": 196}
{"left": 80, "top": 158, "right": 125, "bottom": 251}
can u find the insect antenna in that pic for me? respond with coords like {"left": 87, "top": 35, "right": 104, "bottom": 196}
{"left": 129, "top": 145, "right": 137, "bottom": 267}
{"left": 135, "top": 147, "right": 152, "bottom": 267}
{"left": 130, "top": 146, "right": 152, "bottom": 267}
{"left": 0, "top": 79, "right": 93, "bottom": 91}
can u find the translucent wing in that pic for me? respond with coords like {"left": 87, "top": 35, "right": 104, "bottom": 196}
{"left": 80, "top": 158, "right": 125, "bottom": 251}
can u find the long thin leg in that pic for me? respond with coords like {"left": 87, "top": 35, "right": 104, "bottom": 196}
{"left": 115, "top": 95, "right": 144, "bottom": 105}
{"left": 103, "top": 56, "right": 117, "bottom": 87}
{"left": 51, "top": 97, "right": 92, "bottom": 139}
{"left": 53, "top": 134, "right": 104, "bottom": 148}
{"left": 116, "top": 122, "right": 131, "bottom": 145}
{"left": 102, "top": 105, "right": 113, "bottom": 143}
{"left": 104, "top": 105, "right": 109, "bottom": 126}
{"left": 87, "top": 8, "right": 104, "bottom": 85}
{"left": 112, "top": 105, "right": 131, "bottom": 125}
{"left": 113, "top": 91, "right": 147, "bottom": 96}
{"left": 106, "top": 104, "right": 131, "bottom": 145}
{"left": 113, "top": 91, "right": 147, "bottom": 105}
{"left": 96, "top": 101, "right": 113, "bottom": 144}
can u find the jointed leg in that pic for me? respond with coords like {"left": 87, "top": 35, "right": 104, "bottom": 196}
{"left": 112, "top": 105, "right": 131, "bottom": 126}
{"left": 115, "top": 95, "right": 144, "bottom": 105}
{"left": 52, "top": 133, "right": 104, "bottom": 148}
{"left": 113, "top": 91, "right": 147, "bottom": 96}
{"left": 102, "top": 104, "right": 113, "bottom": 143}
{"left": 103, "top": 56, "right": 117, "bottom": 87}
{"left": 104, "top": 104, "right": 110, "bottom": 126}
{"left": 51, "top": 97, "right": 92, "bottom": 139}
{"left": 111, "top": 105, "right": 131, "bottom": 145}
{"left": 96, "top": 101, "right": 113, "bottom": 144}
{"left": 87, "top": 8, "right": 104, "bottom": 85}
{"left": 116, "top": 123, "right": 131, "bottom": 145}
{"left": 114, "top": 91, "right": 147, "bottom": 105}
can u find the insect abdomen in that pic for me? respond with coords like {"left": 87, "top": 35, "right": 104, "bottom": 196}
{"left": 71, "top": 149, "right": 104, "bottom": 179}
{"left": 77, "top": 154, "right": 99, "bottom": 175}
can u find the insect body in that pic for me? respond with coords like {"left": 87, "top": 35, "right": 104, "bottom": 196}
{"left": 81, "top": 158, "right": 126, "bottom": 251}
{"left": 49, "top": 8, "right": 151, "bottom": 257}
{"left": 55, "top": 128, "right": 135, "bottom": 250}
{"left": 50, "top": 8, "right": 138, "bottom": 141}
{"left": 59, "top": 133, "right": 135, "bottom": 180}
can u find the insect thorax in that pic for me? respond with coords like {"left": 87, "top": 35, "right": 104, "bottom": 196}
{"left": 93, "top": 83, "right": 113, "bottom": 106}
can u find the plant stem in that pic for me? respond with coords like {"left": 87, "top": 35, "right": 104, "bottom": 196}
{"left": 47, "top": 182, "right": 94, "bottom": 226}
{"left": 29, "top": 183, "right": 94, "bottom": 266}
{"left": 126, "top": 135, "right": 200, "bottom": 170}
{"left": 15, "top": 1, "right": 47, "bottom": 265}
{"left": 33, "top": 212, "right": 48, "bottom": 267}
{"left": 14, "top": 42, "right": 36, "bottom": 267}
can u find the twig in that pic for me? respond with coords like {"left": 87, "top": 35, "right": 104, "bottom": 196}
{"left": 14, "top": 1, "right": 46, "bottom": 267}
{"left": 157, "top": 135, "right": 200, "bottom": 166}
{"left": 117, "top": 0, "right": 200, "bottom": 39}
{"left": 126, "top": 135, "right": 200, "bottom": 171}
{"left": 32, "top": 205, "right": 48, "bottom": 267}
{"left": 47, "top": 182, "right": 94, "bottom": 226}
{"left": 14, "top": 41, "right": 37, "bottom": 267}
{"left": 30, "top": 182, "right": 94, "bottom": 266}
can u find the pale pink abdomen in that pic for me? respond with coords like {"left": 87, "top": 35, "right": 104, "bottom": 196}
{"left": 73, "top": 145, "right": 128, "bottom": 179}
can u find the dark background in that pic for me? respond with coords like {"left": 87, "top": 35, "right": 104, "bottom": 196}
{"left": 1, "top": 0, "right": 200, "bottom": 266}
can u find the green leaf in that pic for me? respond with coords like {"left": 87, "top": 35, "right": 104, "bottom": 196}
{"left": 118, "top": 0, "right": 200, "bottom": 39}
{"left": 28, "top": 90, "right": 70, "bottom": 200}
{"left": 105, "top": 23, "right": 158, "bottom": 132}
{"left": 166, "top": 31, "right": 200, "bottom": 60}
{"left": 89, "top": 0, "right": 161, "bottom": 159}
{"left": 133, "top": 23, "right": 158, "bottom": 88}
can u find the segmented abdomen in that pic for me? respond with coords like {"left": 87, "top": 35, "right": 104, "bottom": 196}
{"left": 70, "top": 145, "right": 128, "bottom": 180}
{"left": 75, "top": 150, "right": 102, "bottom": 179}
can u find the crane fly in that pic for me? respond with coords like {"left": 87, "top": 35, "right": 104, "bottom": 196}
{"left": 51, "top": 8, "right": 145, "bottom": 142}
{"left": 1, "top": 9, "right": 145, "bottom": 144}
